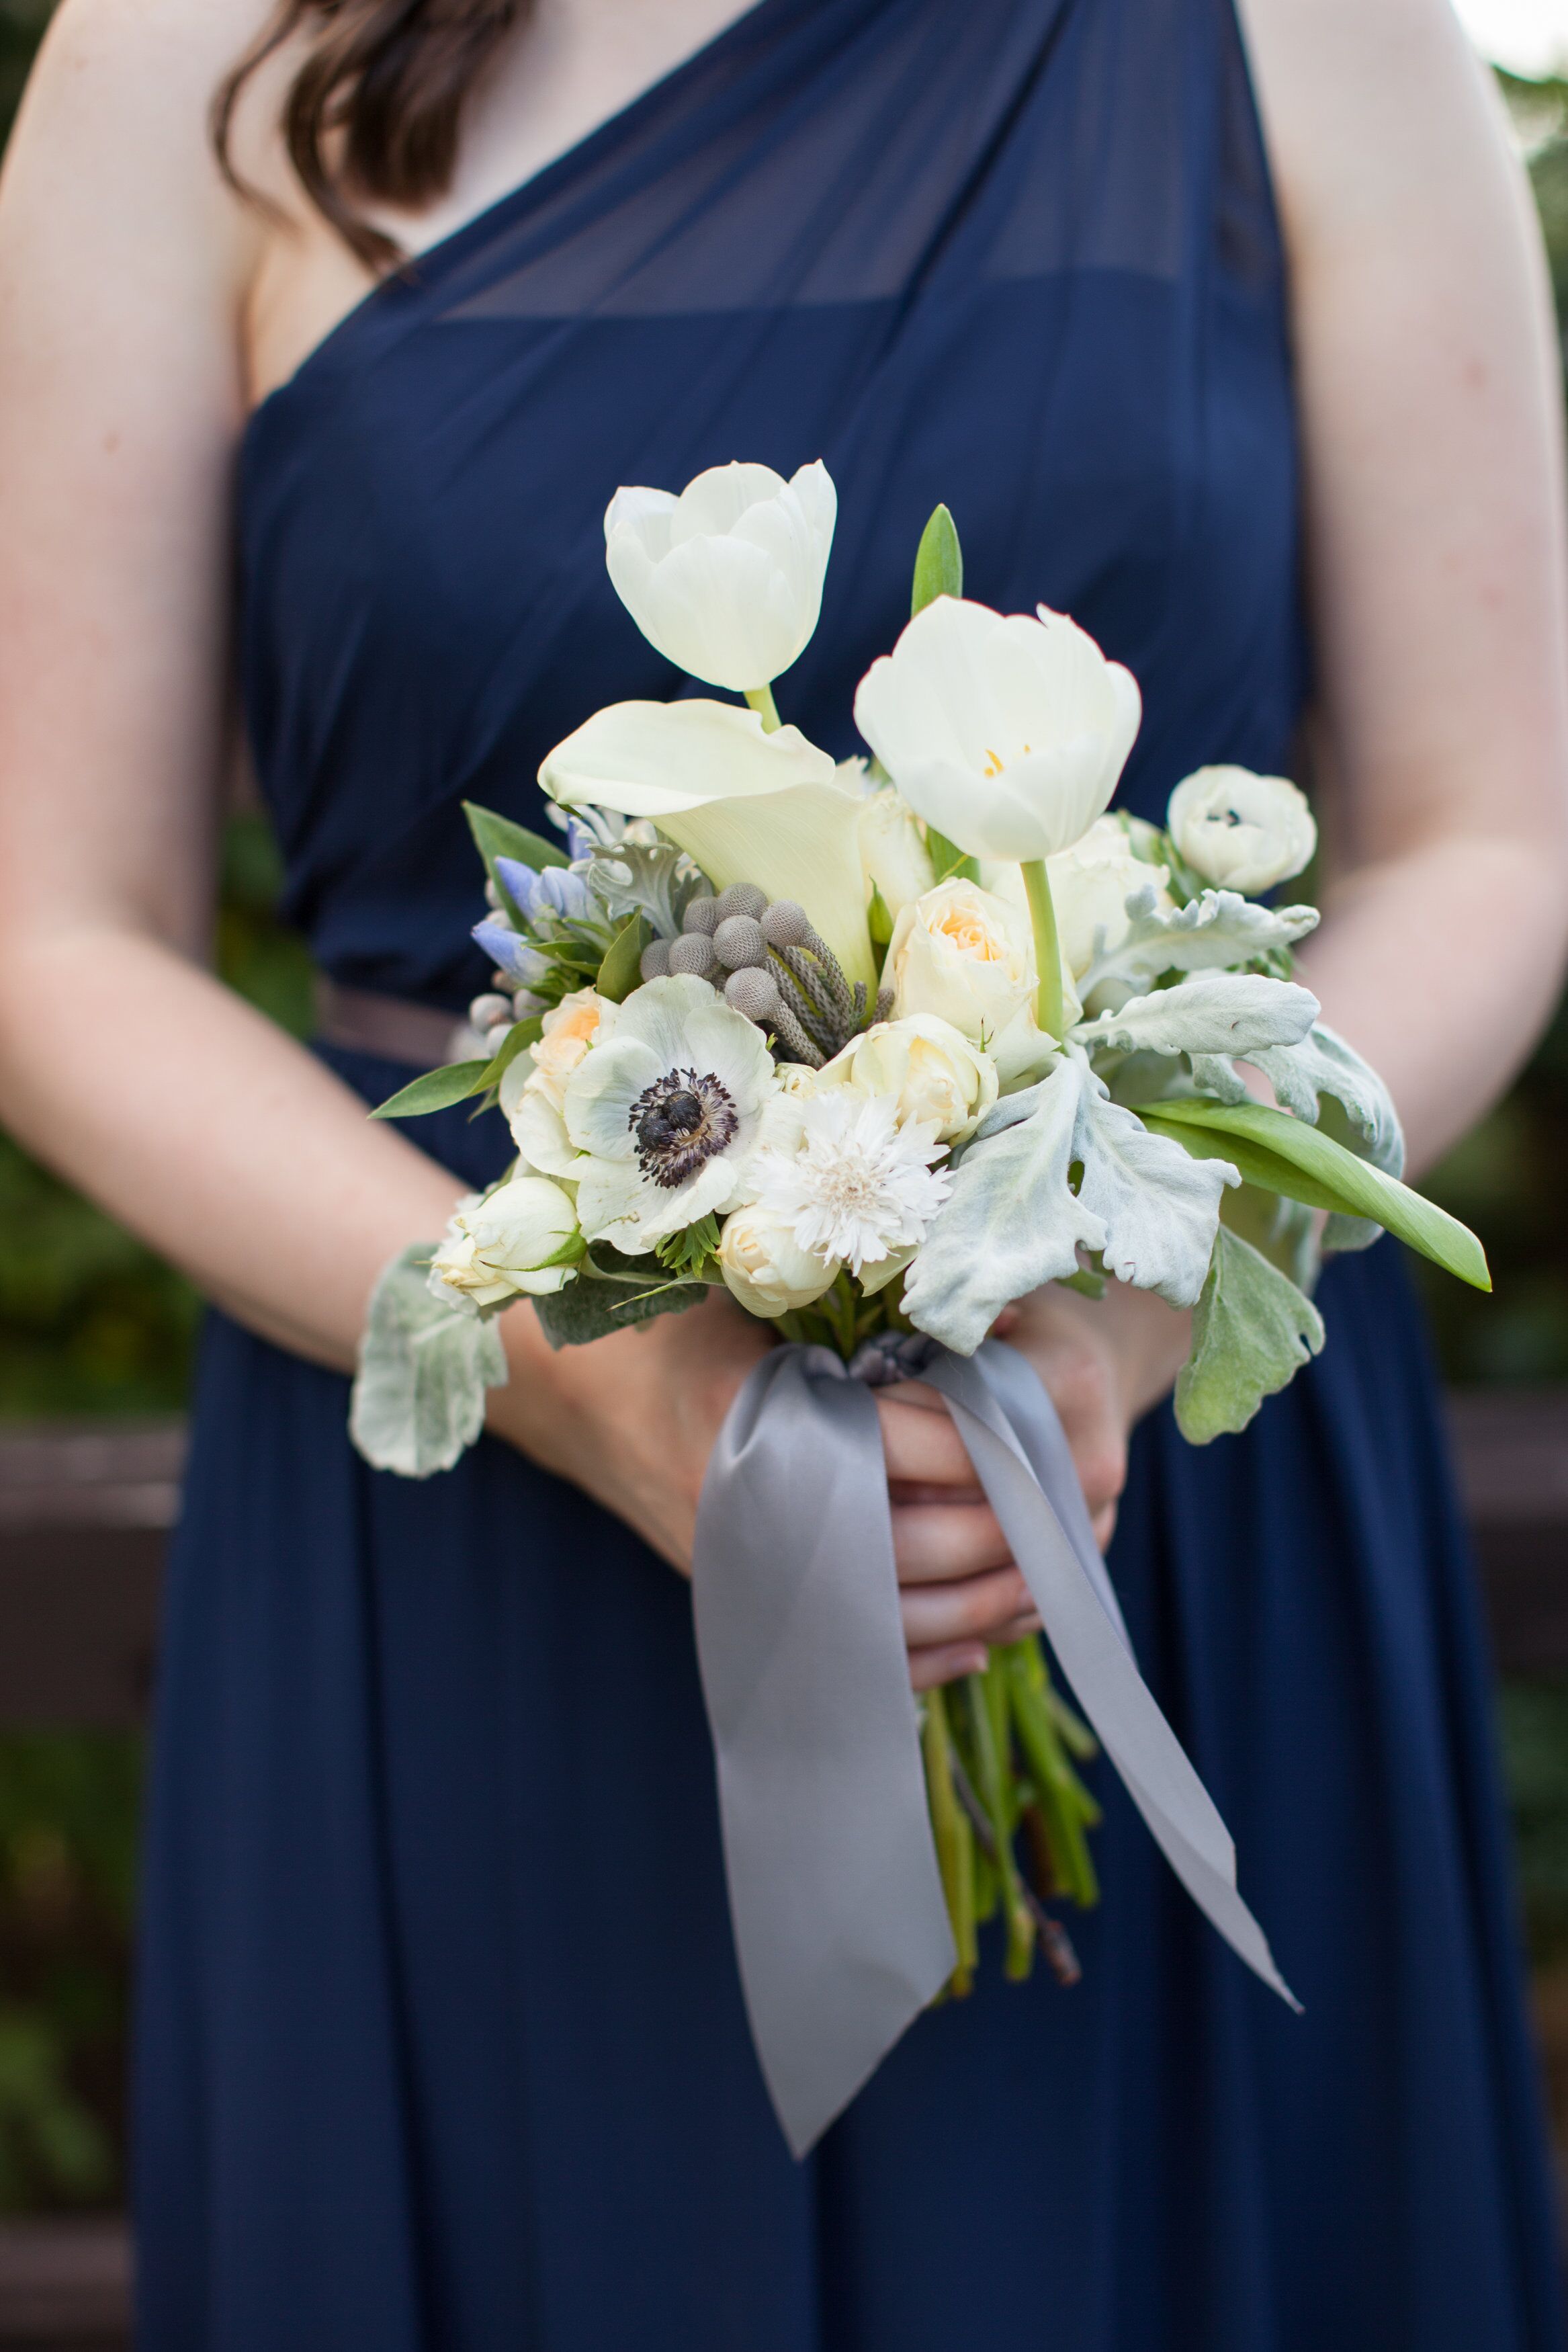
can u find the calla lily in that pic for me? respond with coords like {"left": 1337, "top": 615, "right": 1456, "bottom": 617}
{"left": 604, "top": 460, "right": 836, "bottom": 693}
{"left": 539, "top": 698, "right": 876, "bottom": 989}
{"left": 853, "top": 597, "right": 1141, "bottom": 862}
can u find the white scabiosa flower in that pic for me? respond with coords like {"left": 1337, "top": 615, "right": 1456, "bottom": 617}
{"left": 603, "top": 460, "right": 837, "bottom": 692}
{"left": 752, "top": 1091, "right": 952, "bottom": 1277}
{"left": 562, "top": 974, "right": 777, "bottom": 1251}
{"left": 1166, "top": 767, "right": 1316, "bottom": 895}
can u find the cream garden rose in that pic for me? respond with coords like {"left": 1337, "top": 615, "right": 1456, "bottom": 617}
{"left": 1045, "top": 816, "right": 1174, "bottom": 977}
{"left": 817, "top": 1013, "right": 998, "bottom": 1144}
{"left": 429, "top": 1177, "right": 582, "bottom": 1308}
{"left": 1166, "top": 767, "right": 1316, "bottom": 896}
{"left": 887, "top": 878, "right": 1072, "bottom": 1080}
{"left": 717, "top": 1202, "right": 840, "bottom": 1316}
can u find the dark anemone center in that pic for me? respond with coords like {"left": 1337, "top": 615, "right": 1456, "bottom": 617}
{"left": 629, "top": 1068, "right": 740, "bottom": 1188}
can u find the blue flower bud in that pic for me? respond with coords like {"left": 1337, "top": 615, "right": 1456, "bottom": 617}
{"left": 494, "top": 855, "right": 541, "bottom": 915}
{"left": 472, "top": 918, "right": 551, "bottom": 985}
{"left": 535, "top": 866, "right": 591, "bottom": 920}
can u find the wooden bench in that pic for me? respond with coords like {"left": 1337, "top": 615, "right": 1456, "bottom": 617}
{"left": 0, "top": 1392, "right": 1561, "bottom": 2343}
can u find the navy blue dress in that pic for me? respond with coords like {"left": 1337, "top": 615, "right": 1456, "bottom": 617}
{"left": 134, "top": 0, "right": 1566, "bottom": 2343}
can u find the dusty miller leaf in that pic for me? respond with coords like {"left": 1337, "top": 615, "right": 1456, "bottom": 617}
{"left": 531, "top": 1251, "right": 707, "bottom": 1348}
{"left": 1072, "top": 1057, "right": 1238, "bottom": 1307}
{"left": 349, "top": 1244, "right": 508, "bottom": 1477}
{"left": 1079, "top": 886, "right": 1319, "bottom": 1000}
{"left": 1175, "top": 1223, "right": 1325, "bottom": 1443}
{"left": 903, "top": 1061, "right": 1100, "bottom": 1353}
{"left": 1075, "top": 970, "right": 1318, "bottom": 1060}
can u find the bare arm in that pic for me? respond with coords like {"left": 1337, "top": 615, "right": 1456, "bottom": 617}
{"left": 1242, "top": 0, "right": 1568, "bottom": 1173}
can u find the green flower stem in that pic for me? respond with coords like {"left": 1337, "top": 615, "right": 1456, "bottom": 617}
{"left": 1020, "top": 857, "right": 1065, "bottom": 1044}
{"left": 1003, "top": 1638, "right": 1101, "bottom": 1908}
{"left": 964, "top": 1669, "right": 1036, "bottom": 1980}
{"left": 744, "top": 684, "right": 783, "bottom": 732}
{"left": 827, "top": 1269, "right": 859, "bottom": 1360}
{"left": 922, "top": 1687, "right": 977, "bottom": 1994}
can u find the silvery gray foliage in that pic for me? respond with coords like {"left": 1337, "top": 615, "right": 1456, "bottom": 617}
{"left": 1074, "top": 970, "right": 1319, "bottom": 1061}
{"left": 1077, "top": 884, "right": 1319, "bottom": 1002}
{"left": 531, "top": 1254, "right": 707, "bottom": 1347}
{"left": 585, "top": 838, "right": 707, "bottom": 939}
{"left": 902, "top": 1048, "right": 1239, "bottom": 1354}
{"left": 350, "top": 1243, "right": 508, "bottom": 1478}
{"left": 1244, "top": 1020, "right": 1405, "bottom": 1253}
{"left": 1174, "top": 1224, "right": 1325, "bottom": 1444}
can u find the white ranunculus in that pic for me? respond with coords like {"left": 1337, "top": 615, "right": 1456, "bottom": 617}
{"left": 887, "top": 877, "right": 1075, "bottom": 1081}
{"left": 857, "top": 786, "right": 934, "bottom": 925}
{"left": 564, "top": 974, "right": 777, "bottom": 1251}
{"left": 717, "top": 1202, "right": 840, "bottom": 1316}
{"left": 430, "top": 1176, "right": 582, "bottom": 1306}
{"left": 540, "top": 698, "right": 875, "bottom": 990}
{"left": 603, "top": 460, "right": 836, "bottom": 693}
{"left": 853, "top": 597, "right": 1141, "bottom": 862}
{"left": 1166, "top": 767, "right": 1316, "bottom": 895}
{"left": 1045, "top": 815, "right": 1174, "bottom": 977}
{"left": 817, "top": 1013, "right": 998, "bottom": 1144}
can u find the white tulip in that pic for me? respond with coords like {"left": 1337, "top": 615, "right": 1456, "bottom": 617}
{"left": 603, "top": 460, "right": 836, "bottom": 693}
{"left": 853, "top": 597, "right": 1141, "bottom": 862}
{"left": 540, "top": 698, "right": 875, "bottom": 989}
{"left": 888, "top": 877, "right": 1076, "bottom": 1078}
{"left": 857, "top": 786, "right": 935, "bottom": 926}
{"left": 816, "top": 1013, "right": 998, "bottom": 1144}
{"left": 1166, "top": 767, "right": 1316, "bottom": 896}
{"left": 429, "top": 1176, "right": 582, "bottom": 1306}
{"left": 1044, "top": 815, "right": 1174, "bottom": 978}
{"left": 718, "top": 1202, "right": 839, "bottom": 1316}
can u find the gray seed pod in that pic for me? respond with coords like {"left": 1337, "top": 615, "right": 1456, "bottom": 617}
{"left": 681, "top": 894, "right": 720, "bottom": 935}
{"left": 468, "top": 993, "right": 513, "bottom": 1032}
{"left": 760, "top": 898, "right": 810, "bottom": 948}
{"left": 714, "top": 882, "right": 769, "bottom": 923}
{"left": 724, "top": 967, "right": 781, "bottom": 1021}
{"left": 712, "top": 914, "right": 769, "bottom": 971}
{"left": 668, "top": 932, "right": 719, "bottom": 979}
{"left": 639, "top": 938, "right": 672, "bottom": 982}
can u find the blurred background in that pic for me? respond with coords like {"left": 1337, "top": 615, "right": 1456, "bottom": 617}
{"left": 0, "top": 0, "right": 1565, "bottom": 2249}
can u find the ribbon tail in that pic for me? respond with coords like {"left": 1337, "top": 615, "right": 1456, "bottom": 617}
{"left": 923, "top": 1349, "right": 1300, "bottom": 2012}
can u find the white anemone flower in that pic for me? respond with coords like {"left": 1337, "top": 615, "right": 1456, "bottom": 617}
{"left": 853, "top": 597, "right": 1141, "bottom": 863}
{"left": 562, "top": 974, "right": 776, "bottom": 1251}
{"left": 752, "top": 1090, "right": 952, "bottom": 1277}
{"left": 604, "top": 460, "right": 837, "bottom": 693}
{"left": 1166, "top": 766, "right": 1316, "bottom": 896}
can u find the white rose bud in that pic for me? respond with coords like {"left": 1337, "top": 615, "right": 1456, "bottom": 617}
{"left": 857, "top": 786, "right": 935, "bottom": 927}
{"left": 603, "top": 460, "right": 836, "bottom": 693}
{"left": 1045, "top": 814, "right": 1174, "bottom": 977}
{"left": 1166, "top": 766, "right": 1316, "bottom": 896}
{"left": 817, "top": 1013, "right": 998, "bottom": 1144}
{"left": 718, "top": 1203, "right": 838, "bottom": 1316}
{"left": 887, "top": 878, "right": 1077, "bottom": 1082}
{"left": 429, "top": 1176, "right": 583, "bottom": 1306}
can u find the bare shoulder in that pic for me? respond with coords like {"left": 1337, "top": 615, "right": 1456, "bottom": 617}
{"left": 1235, "top": 0, "right": 1521, "bottom": 254}
{"left": 0, "top": 0, "right": 303, "bottom": 284}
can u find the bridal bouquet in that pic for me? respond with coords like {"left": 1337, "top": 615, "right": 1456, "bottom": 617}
{"left": 351, "top": 461, "right": 1485, "bottom": 2140}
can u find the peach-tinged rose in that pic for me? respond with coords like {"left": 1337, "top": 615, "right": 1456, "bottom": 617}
{"left": 517, "top": 989, "right": 615, "bottom": 1112}
{"left": 816, "top": 1014, "right": 998, "bottom": 1144}
{"left": 887, "top": 878, "right": 1073, "bottom": 1081}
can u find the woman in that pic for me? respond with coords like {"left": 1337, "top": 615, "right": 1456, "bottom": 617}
{"left": 0, "top": 0, "right": 1563, "bottom": 2339}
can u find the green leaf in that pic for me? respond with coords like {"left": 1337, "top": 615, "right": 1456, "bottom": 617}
{"left": 349, "top": 1243, "right": 509, "bottom": 1476}
{"left": 654, "top": 1212, "right": 722, "bottom": 1279}
{"left": 479, "top": 1016, "right": 543, "bottom": 1091}
{"left": 867, "top": 881, "right": 894, "bottom": 948}
{"left": 463, "top": 801, "right": 568, "bottom": 925}
{"left": 596, "top": 911, "right": 648, "bottom": 1004}
{"left": 1142, "top": 1097, "right": 1491, "bottom": 1292}
{"left": 530, "top": 1256, "right": 707, "bottom": 1347}
{"left": 911, "top": 503, "right": 964, "bottom": 615}
{"left": 1174, "top": 1223, "right": 1325, "bottom": 1444}
{"left": 370, "top": 1060, "right": 492, "bottom": 1120}
{"left": 922, "top": 825, "right": 979, "bottom": 886}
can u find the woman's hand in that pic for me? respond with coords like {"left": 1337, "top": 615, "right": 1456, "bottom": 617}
{"left": 882, "top": 1283, "right": 1192, "bottom": 1691}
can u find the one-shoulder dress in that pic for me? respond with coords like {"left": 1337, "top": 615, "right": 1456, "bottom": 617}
{"left": 133, "top": 0, "right": 1567, "bottom": 2343}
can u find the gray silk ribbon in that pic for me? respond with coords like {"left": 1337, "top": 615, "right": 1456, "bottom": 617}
{"left": 691, "top": 1337, "right": 1298, "bottom": 2160}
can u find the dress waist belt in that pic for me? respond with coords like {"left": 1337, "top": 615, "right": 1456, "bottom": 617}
{"left": 314, "top": 977, "right": 471, "bottom": 1073}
